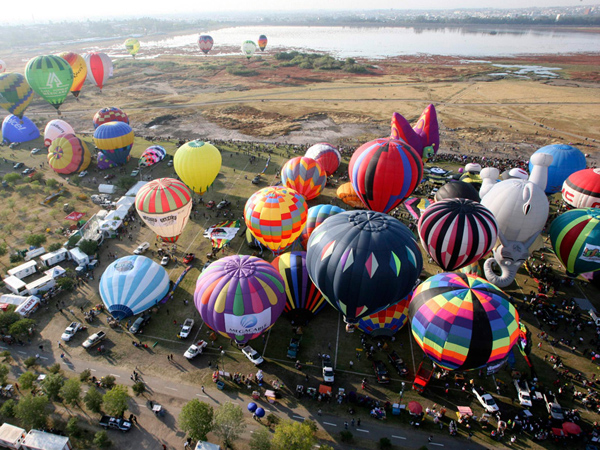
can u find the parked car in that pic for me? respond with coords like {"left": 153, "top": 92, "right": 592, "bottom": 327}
{"left": 160, "top": 255, "right": 170, "bottom": 266}
{"left": 61, "top": 322, "right": 82, "bottom": 341}
{"left": 322, "top": 356, "right": 334, "bottom": 384}
{"left": 22, "top": 167, "right": 35, "bottom": 175}
{"left": 216, "top": 200, "right": 231, "bottom": 210}
{"left": 183, "top": 253, "right": 195, "bottom": 264}
{"left": 388, "top": 350, "right": 409, "bottom": 376}
{"left": 179, "top": 319, "right": 194, "bottom": 339}
{"left": 544, "top": 393, "right": 564, "bottom": 420}
{"left": 99, "top": 415, "right": 132, "bottom": 432}
{"left": 206, "top": 200, "right": 216, "bottom": 209}
{"left": 129, "top": 314, "right": 151, "bottom": 334}
{"left": 167, "top": 159, "right": 173, "bottom": 167}
{"left": 514, "top": 379, "right": 532, "bottom": 408}
{"left": 184, "top": 340, "right": 208, "bottom": 359}
{"left": 251, "top": 175, "right": 261, "bottom": 184}
{"left": 473, "top": 386, "right": 499, "bottom": 413}
{"left": 30, "top": 148, "right": 42, "bottom": 155}
{"left": 13, "top": 162, "right": 23, "bottom": 169}
{"left": 133, "top": 242, "right": 150, "bottom": 255}
{"left": 82, "top": 331, "right": 106, "bottom": 349}
{"left": 104, "top": 174, "right": 115, "bottom": 180}
{"left": 130, "top": 169, "right": 140, "bottom": 177}
{"left": 78, "top": 170, "right": 88, "bottom": 178}
{"left": 242, "top": 346, "right": 264, "bottom": 365}
{"left": 372, "top": 360, "right": 390, "bottom": 384}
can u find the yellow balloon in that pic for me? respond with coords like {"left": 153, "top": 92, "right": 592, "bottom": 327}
{"left": 174, "top": 140, "right": 222, "bottom": 194}
{"left": 58, "top": 52, "right": 87, "bottom": 99}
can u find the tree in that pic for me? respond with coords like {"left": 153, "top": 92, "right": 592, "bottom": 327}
{"left": 0, "top": 311, "right": 21, "bottom": 331}
{"left": 56, "top": 277, "right": 75, "bottom": 291}
{"left": 102, "top": 385, "right": 129, "bottom": 417}
{"left": 0, "top": 350, "right": 12, "bottom": 363}
{"left": 178, "top": 399, "right": 214, "bottom": 442}
{"left": 102, "top": 375, "right": 116, "bottom": 389}
{"left": 132, "top": 381, "right": 145, "bottom": 396}
{"left": 48, "top": 242, "right": 62, "bottom": 252}
{"left": 379, "top": 437, "right": 392, "bottom": 449}
{"left": 0, "top": 363, "right": 9, "bottom": 386}
{"left": 271, "top": 420, "right": 316, "bottom": 450}
{"left": 93, "top": 430, "right": 111, "bottom": 448}
{"left": 61, "top": 378, "right": 81, "bottom": 406}
{"left": 80, "top": 368, "right": 91, "bottom": 383}
{"left": 84, "top": 386, "right": 103, "bottom": 413}
{"left": 41, "top": 373, "right": 64, "bottom": 401}
{"left": 116, "top": 177, "right": 137, "bottom": 191}
{"left": 8, "top": 319, "right": 36, "bottom": 338}
{"left": 46, "top": 178, "right": 59, "bottom": 188}
{"left": 15, "top": 394, "right": 49, "bottom": 429}
{"left": 23, "top": 357, "right": 37, "bottom": 369}
{"left": 48, "top": 363, "right": 62, "bottom": 374}
{"left": 249, "top": 427, "right": 272, "bottom": 450}
{"left": 0, "top": 398, "right": 16, "bottom": 418}
{"left": 25, "top": 234, "right": 46, "bottom": 247}
{"left": 18, "top": 371, "right": 37, "bottom": 390}
{"left": 78, "top": 239, "right": 98, "bottom": 256}
{"left": 0, "top": 243, "right": 7, "bottom": 257}
{"left": 4, "top": 174, "right": 20, "bottom": 184}
{"left": 66, "top": 417, "right": 81, "bottom": 438}
{"left": 213, "top": 402, "right": 246, "bottom": 448}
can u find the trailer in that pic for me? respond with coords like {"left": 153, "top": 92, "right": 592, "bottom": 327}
{"left": 69, "top": 248, "right": 89, "bottom": 268}
{"left": 40, "top": 248, "right": 69, "bottom": 268}
{"left": 413, "top": 360, "right": 433, "bottom": 393}
{"left": 7, "top": 261, "right": 38, "bottom": 280}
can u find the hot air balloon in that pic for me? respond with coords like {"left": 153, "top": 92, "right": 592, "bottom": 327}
{"left": 194, "top": 255, "right": 286, "bottom": 344}
{"left": 418, "top": 199, "right": 498, "bottom": 272}
{"left": 124, "top": 38, "right": 140, "bottom": 58}
{"left": 258, "top": 35, "right": 268, "bottom": 51}
{"left": 100, "top": 255, "right": 170, "bottom": 319}
{"left": 390, "top": 112, "right": 423, "bottom": 156}
{"left": 562, "top": 169, "right": 600, "bottom": 209}
{"left": 174, "top": 140, "right": 222, "bottom": 194}
{"left": 93, "top": 107, "right": 129, "bottom": 129}
{"left": 550, "top": 208, "right": 600, "bottom": 276}
{"left": 271, "top": 251, "right": 326, "bottom": 321}
{"left": 409, "top": 272, "right": 520, "bottom": 372}
{"left": 434, "top": 181, "right": 480, "bottom": 202}
{"left": 93, "top": 121, "right": 134, "bottom": 168}
{"left": 281, "top": 157, "right": 327, "bottom": 200}
{"left": 1, "top": 115, "right": 39, "bottom": 144}
{"left": 349, "top": 137, "right": 423, "bottom": 214}
{"left": 357, "top": 294, "right": 411, "bottom": 337}
{"left": 244, "top": 186, "right": 308, "bottom": 254}
{"left": 44, "top": 119, "right": 75, "bottom": 147}
{"left": 0, "top": 60, "right": 6, "bottom": 73}
{"left": 58, "top": 52, "right": 87, "bottom": 100}
{"left": 135, "top": 178, "right": 193, "bottom": 243}
{"left": 0, "top": 73, "right": 33, "bottom": 119}
{"left": 47, "top": 134, "right": 91, "bottom": 175}
{"left": 198, "top": 35, "right": 214, "bottom": 55}
{"left": 299, "top": 204, "right": 345, "bottom": 249}
{"left": 139, "top": 145, "right": 166, "bottom": 167}
{"left": 413, "top": 104, "right": 440, "bottom": 160}
{"left": 83, "top": 52, "right": 113, "bottom": 91}
{"left": 24, "top": 55, "right": 73, "bottom": 113}
{"left": 242, "top": 40, "right": 257, "bottom": 59}
{"left": 336, "top": 182, "right": 364, "bottom": 208}
{"left": 305, "top": 143, "right": 341, "bottom": 176}
{"left": 529, "top": 144, "right": 586, "bottom": 194}
{"left": 306, "top": 210, "right": 422, "bottom": 325}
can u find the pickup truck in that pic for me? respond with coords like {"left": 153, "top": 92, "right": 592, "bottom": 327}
{"left": 413, "top": 360, "right": 433, "bottom": 393}
{"left": 99, "top": 415, "right": 132, "bottom": 432}
{"left": 287, "top": 337, "right": 301, "bottom": 359}
{"left": 82, "top": 331, "right": 106, "bottom": 349}
{"left": 61, "top": 322, "right": 82, "bottom": 341}
{"left": 513, "top": 379, "right": 532, "bottom": 408}
{"left": 322, "top": 355, "right": 334, "bottom": 384}
{"left": 544, "top": 392, "right": 564, "bottom": 421}
{"left": 184, "top": 340, "right": 208, "bottom": 359}
{"left": 178, "top": 318, "right": 194, "bottom": 339}
{"left": 472, "top": 386, "right": 500, "bottom": 413}
{"left": 388, "top": 350, "right": 409, "bottom": 377}
{"left": 242, "top": 345, "right": 264, "bottom": 365}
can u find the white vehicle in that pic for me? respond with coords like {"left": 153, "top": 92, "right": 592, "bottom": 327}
{"left": 61, "top": 322, "right": 82, "bottom": 341}
{"left": 184, "top": 340, "right": 208, "bottom": 359}
{"left": 514, "top": 380, "right": 532, "bottom": 408}
{"left": 78, "top": 170, "right": 88, "bottom": 178}
{"left": 133, "top": 242, "right": 150, "bottom": 255}
{"left": 544, "top": 393, "right": 564, "bottom": 421}
{"left": 242, "top": 345, "right": 264, "bottom": 365}
{"left": 167, "top": 160, "right": 173, "bottom": 167}
{"left": 82, "top": 331, "right": 106, "bottom": 349}
{"left": 130, "top": 170, "right": 140, "bottom": 177}
{"left": 322, "top": 356, "right": 334, "bottom": 383}
{"left": 473, "top": 386, "right": 499, "bottom": 413}
{"left": 160, "top": 255, "right": 170, "bottom": 266}
{"left": 31, "top": 148, "right": 42, "bottom": 155}
{"left": 179, "top": 318, "right": 194, "bottom": 339}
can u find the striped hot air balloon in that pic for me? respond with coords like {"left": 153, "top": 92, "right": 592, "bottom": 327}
{"left": 550, "top": 208, "right": 600, "bottom": 276}
{"left": 0, "top": 73, "right": 34, "bottom": 119}
{"left": 47, "top": 134, "right": 91, "bottom": 175}
{"left": 198, "top": 35, "right": 214, "bottom": 55}
{"left": 258, "top": 35, "right": 268, "bottom": 51}
{"left": 409, "top": 273, "right": 520, "bottom": 372}
{"left": 83, "top": 52, "right": 112, "bottom": 91}
{"left": 562, "top": 169, "right": 600, "bottom": 209}
{"left": 299, "top": 204, "right": 345, "bottom": 249}
{"left": 281, "top": 157, "right": 327, "bottom": 200}
{"left": 305, "top": 143, "right": 341, "bottom": 176}
{"left": 25, "top": 55, "right": 74, "bottom": 113}
{"left": 93, "top": 107, "right": 129, "bottom": 129}
{"left": 358, "top": 294, "right": 411, "bottom": 337}
{"left": 93, "top": 121, "right": 134, "bottom": 168}
{"left": 58, "top": 52, "right": 87, "bottom": 99}
{"left": 418, "top": 199, "right": 498, "bottom": 271}
{"left": 336, "top": 182, "right": 364, "bottom": 209}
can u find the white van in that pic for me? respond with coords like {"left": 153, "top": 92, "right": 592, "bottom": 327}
{"left": 590, "top": 310, "right": 600, "bottom": 326}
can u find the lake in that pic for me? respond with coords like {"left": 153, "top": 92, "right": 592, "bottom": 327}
{"left": 114, "top": 25, "right": 600, "bottom": 59}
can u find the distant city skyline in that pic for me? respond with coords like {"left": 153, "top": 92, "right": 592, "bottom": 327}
{"left": 3, "top": 1, "right": 598, "bottom": 24}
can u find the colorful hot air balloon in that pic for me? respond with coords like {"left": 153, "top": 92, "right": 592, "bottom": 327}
{"left": 409, "top": 273, "right": 520, "bottom": 372}
{"left": 100, "top": 256, "right": 170, "bottom": 319}
{"left": 306, "top": 210, "right": 422, "bottom": 324}
{"left": 139, "top": 145, "right": 166, "bottom": 167}
{"left": 93, "top": 121, "right": 134, "bottom": 168}
{"left": 349, "top": 137, "right": 423, "bottom": 214}
{"left": 529, "top": 144, "right": 586, "bottom": 194}
{"left": 281, "top": 157, "right": 327, "bottom": 201}
{"left": 562, "top": 169, "right": 600, "bottom": 209}
{"left": 434, "top": 181, "right": 480, "bottom": 202}
{"left": 0, "top": 60, "right": 6, "bottom": 73}
{"left": 47, "top": 133, "right": 91, "bottom": 175}
{"left": 390, "top": 112, "right": 423, "bottom": 157}
{"left": 44, "top": 119, "right": 75, "bottom": 147}
{"left": 24, "top": 55, "right": 73, "bottom": 113}
{"left": 242, "top": 40, "right": 257, "bottom": 59}
{"left": 135, "top": 178, "right": 193, "bottom": 243}
{"left": 244, "top": 186, "right": 308, "bottom": 254}
{"left": 258, "top": 35, "right": 268, "bottom": 51}
{"left": 124, "top": 38, "right": 140, "bottom": 57}
{"left": 271, "top": 251, "right": 326, "bottom": 321}
{"left": 305, "top": 143, "right": 341, "bottom": 176}
{"left": 357, "top": 294, "right": 411, "bottom": 337}
{"left": 93, "top": 107, "right": 129, "bottom": 129}
{"left": 336, "top": 182, "right": 364, "bottom": 209}
{"left": 0, "top": 73, "right": 33, "bottom": 119}
{"left": 418, "top": 199, "right": 498, "bottom": 272}
{"left": 58, "top": 52, "right": 87, "bottom": 100}
{"left": 194, "top": 255, "right": 286, "bottom": 344}
{"left": 413, "top": 104, "right": 440, "bottom": 160}
{"left": 299, "top": 204, "right": 345, "bottom": 249}
{"left": 1, "top": 115, "right": 39, "bottom": 144}
{"left": 198, "top": 35, "right": 214, "bottom": 55}
{"left": 550, "top": 208, "right": 600, "bottom": 276}
{"left": 174, "top": 140, "right": 222, "bottom": 194}
{"left": 83, "top": 52, "right": 113, "bottom": 91}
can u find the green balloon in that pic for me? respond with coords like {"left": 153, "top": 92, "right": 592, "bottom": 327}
{"left": 25, "top": 55, "right": 74, "bottom": 111}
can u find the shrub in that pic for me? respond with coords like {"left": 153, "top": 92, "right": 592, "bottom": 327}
{"left": 345, "top": 64, "right": 369, "bottom": 74}
{"left": 9, "top": 253, "right": 23, "bottom": 263}
{"left": 80, "top": 368, "right": 91, "bottom": 383}
{"left": 18, "top": 371, "right": 37, "bottom": 389}
{"left": 48, "top": 242, "right": 63, "bottom": 252}
{"left": 48, "top": 363, "right": 62, "bottom": 374}
{"left": 102, "top": 375, "right": 116, "bottom": 390}
{"left": 78, "top": 239, "right": 98, "bottom": 256}
{"left": 76, "top": 194, "right": 87, "bottom": 201}
{"left": 0, "top": 399, "right": 16, "bottom": 417}
{"left": 3, "top": 173, "right": 20, "bottom": 183}
{"left": 46, "top": 179, "right": 59, "bottom": 188}
{"left": 340, "top": 431, "right": 353, "bottom": 443}
{"left": 25, "top": 234, "right": 46, "bottom": 247}
{"left": 132, "top": 381, "right": 146, "bottom": 396}
{"left": 266, "top": 413, "right": 280, "bottom": 427}
{"left": 93, "top": 431, "right": 111, "bottom": 448}
{"left": 23, "top": 356, "right": 37, "bottom": 369}
{"left": 66, "top": 417, "right": 81, "bottom": 438}
{"left": 379, "top": 437, "right": 392, "bottom": 449}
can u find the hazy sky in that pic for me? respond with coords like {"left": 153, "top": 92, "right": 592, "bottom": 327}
{"left": 5, "top": 1, "right": 596, "bottom": 24}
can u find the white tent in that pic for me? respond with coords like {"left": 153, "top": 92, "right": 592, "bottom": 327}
{"left": 44, "top": 265, "right": 66, "bottom": 279}
{"left": 116, "top": 196, "right": 135, "bottom": 211}
{"left": 195, "top": 442, "right": 221, "bottom": 450}
{"left": 99, "top": 184, "right": 117, "bottom": 194}
{"left": 0, "top": 294, "right": 28, "bottom": 306}
{"left": 125, "top": 181, "right": 148, "bottom": 197}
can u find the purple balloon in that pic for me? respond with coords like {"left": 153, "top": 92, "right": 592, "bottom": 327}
{"left": 247, "top": 402, "right": 257, "bottom": 412}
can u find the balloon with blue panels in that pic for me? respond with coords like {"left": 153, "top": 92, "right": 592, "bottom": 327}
{"left": 1, "top": 114, "right": 39, "bottom": 144}
{"left": 529, "top": 144, "right": 586, "bottom": 194}
{"left": 100, "top": 255, "right": 170, "bottom": 319}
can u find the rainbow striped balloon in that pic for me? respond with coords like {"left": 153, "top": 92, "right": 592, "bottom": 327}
{"left": 418, "top": 199, "right": 498, "bottom": 271}
{"left": 299, "top": 204, "right": 345, "bottom": 249}
{"left": 409, "top": 273, "right": 520, "bottom": 372}
{"left": 358, "top": 294, "right": 411, "bottom": 337}
{"left": 244, "top": 186, "right": 308, "bottom": 254}
{"left": 194, "top": 255, "right": 286, "bottom": 344}
{"left": 550, "top": 208, "right": 600, "bottom": 276}
{"left": 281, "top": 156, "right": 327, "bottom": 200}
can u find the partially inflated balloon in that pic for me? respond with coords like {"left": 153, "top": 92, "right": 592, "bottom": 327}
{"left": 48, "top": 134, "right": 91, "bottom": 174}
{"left": 84, "top": 52, "right": 112, "bottom": 91}
{"left": 58, "top": 52, "right": 86, "bottom": 99}
{"left": 349, "top": 138, "right": 423, "bottom": 214}
{"left": 124, "top": 38, "right": 140, "bottom": 57}
{"left": 529, "top": 144, "right": 586, "bottom": 194}
{"left": 390, "top": 112, "right": 423, "bottom": 156}
{"left": 198, "top": 35, "right": 214, "bottom": 55}
{"left": 139, "top": 145, "right": 166, "bottom": 167}
{"left": 93, "top": 107, "right": 129, "bottom": 129}
{"left": 1, "top": 115, "right": 39, "bottom": 144}
{"left": 358, "top": 294, "right": 411, "bottom": 337}
{"left": 562, "top": 169, "right": 600, "bottom": 209}
{"left": 194, "top": 255, "right": 286, "bottom": 344}
{"left": 242, "top": 40, "right": 257, "bottom": 59}
{"left": 25, "top": 55, "right": 73, "bottom": 112}
{"left": 435, "top": 181, "right": 480, "bottom": 202}
{"left": 305, "top": 143, "right": 341, "bottom": 176}
{"left": 299, "top": 204, "right": 345, "bottom": 249}
{"left": 336, "top": 182, "right": 364, "bottom": 208}
{"left": 93, "top": 121, "right": 134, "bottom": 167}
{"left": 258, "top": 35, "right": 268, "bottom": 51}
{"left": 174, "top": 140, "right": 222, "bottom": 194}
{"left": 281, "top": 157, "right": 327, "bottom": 200}
{"left": 0, "top": 73, "right": 33, "bottom": 119}
{"left": 413, "top": 104, "right": 440, "bottom": 159}
{"left": 44, "top": 119, "right": 75, "bottom": 147}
